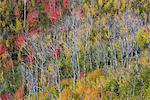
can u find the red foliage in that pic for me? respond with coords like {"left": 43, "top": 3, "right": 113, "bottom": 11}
{"left": 53, "top": 48, "right": 60, "bottom": 59}
{"left": 27, "top": 10, "right": 39, "bottom": 25}
{"left": 55, "top": 7, "right": 62, "bottom": 15}
{"left": 63, "top": 0, "right": 69, "bottom": 9}
{"left": 79, "top": 9, "right": 84, "bottom": 18}
{"left": 28, "top": 28, "right": 41, "bottom": 38}
{"left": 44, "top": 0, "right": 56, "bottom": 14}
{"left": 14, "top": 7, "right": 20, "bottom": 18}
{"left": 0, "top": 44, "right": 7, "bottom": 56}
{"left": 0, "top": 44, "right": 13, "bottom": 74}
{"left": 44, "top": 3, "right": 50, "bottom": 13}
{"left": 50, "top": 8, "right": 61, "bottom": 22}
{"left": 50, "top": 12, "right": 59, "bottom": 21}
{"left": 27, "top": 47, "right": 34, "bottom": 64}
{"left": 44, "top": 0, "right": 62, "bottom": 22}
{"left": 1, "top": 93, "right": 13, "bottom": 100}
{"left": 15, "top": 34, "right": 26, "bottom": 48}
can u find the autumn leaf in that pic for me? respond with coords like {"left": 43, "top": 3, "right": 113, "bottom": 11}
{"left": 50, "top": 7, "right": 62, "bottom": 22}
{"left": 15, "top": 34, "right": 26, "bottom": 48}
{"left": 63, "top": 0, "right": 69, "bottom": 9}
{"left": 50, "top": 12, "right": 59, "bottom": 22}
{"left": 44, "top": 0, "right": 62, "bottom": 22}
{"left": 1, "top": 92, "right": 13, "bottom": 100}
{"left": 27, "top": 10, "right": 39, "bottom": 26}
{"left": 14, "top": 7, "right": 21, "bottom": 18}
{"left": 44, "top": 0, "right": 56, "bottom": 14}
{"left": 4, "top": 58, "right": 13, "bottom": 73}
{"left": 28, "top": 28, "right": 41, "bottom": 39}
{"left": 0, "top": 44, "right": 7, "bottom": 56}
{"left": 53, "top": 48, "right": 60, "bottom": 59}
{"left": 15, "top": 85, "right": 24, "bottom": 100}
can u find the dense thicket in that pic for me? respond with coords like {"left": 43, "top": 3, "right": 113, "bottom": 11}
{"left": 0, "top": 0, "right": 150, "bottom": 99}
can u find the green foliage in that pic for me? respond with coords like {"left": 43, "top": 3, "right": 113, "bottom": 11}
{"left": 3, "top": 66, "right": 22, "bottom": 93}
{"left": 107, "top": 79, "right": 120, "bottom": 96}
{"left": 136, "top": 29, "right": 150, "bottom": 49}
{"left": 0, "top": 0, "right": 150, "bottom": 99}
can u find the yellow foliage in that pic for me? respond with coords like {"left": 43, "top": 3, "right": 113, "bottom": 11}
{"left": 140, "top": 50, "right": 150, "bottom": 67}
{"left": 76, "top": 80, "right": 85, "bottom": 94}
{"left": 98, "top": 0, "right": 103, "bottom": 6}
{"left": 97, "top": 76, "right": 110, "bottom": 87}
{"left": 0, "top": 52, "right": 8, "bottom": 60}
{"left": 113, "top": 0, "right": 120, "bottom": 9}
{"left": 83, "top": 87, "right": 101, "bottom": 100}
{"left": 90, "top": 7, "right": 97, "bottom": 16}
{"left": 136, "top": 27, "right": 150, "bottom": 48}
{"left": 27, "top": 91, "right": 49, "bottom": 100}
{"left": 104, "top": 2, "right": 110, "bottom": 9}
{"left": 0, "top": 71, "right": 4, "bottom": 82}
{"left": 6, "top": 10, "right": 9, "bottom": 17}
{"left": 101, "top": 17, "right": 107, "bottom": 25}
{"left": 87, "top": 69, "right": 102, "bottom": 79}
{"left": 2, "top": 21, "right": 6, "bottom": 27}
{"left": 48, "top": 65, "right": 53, "bottom": 72}
{"left": 120, "top": 1, "right": 126, "bottom": 11}
{"left": 45, "top": 34, "right": 51, "bottom": 45}
{"left": 83, "top": 3, "right": 91, "bottom": 16}
{"left": 38, "top": 92, "right": 49, "bottom": 100}
{"left": 15, "top": 19, "right": 22, "bottom": 33}
{"left": 60, "top": 88, "right": 73, "bottom": 100}
{"left": 93, "top": 34, "right": 101, "bottom": 43}
{"left": 61, "top": 78, "right": 70, "bottom": 86}
{"left": 31, "top": 0, "right": 35, "bottom": 6}
{"left": 0, "top": 0, "right": 6, "bottom": 12}
{"left": 83, "top": 3, "right": 89, "bottom": 12}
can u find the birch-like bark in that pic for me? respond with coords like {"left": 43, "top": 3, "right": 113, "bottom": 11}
{"left": 31, "top": 42, "right": 39, "bottom": 99}
{"left": 40, "top": 37, "right": 46, "bottom": 94}
{"left": 71, "top": 11, "right": 77, "bottom": 90}
{"left": 77, "top": 52, "right": 80, "bottom": 78}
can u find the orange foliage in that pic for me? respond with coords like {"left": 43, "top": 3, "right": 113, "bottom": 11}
{"left": 15, "top": 85, "right": 24, "bottom": 100}
{"left": 87, "top": 69, "right": 102, "bottom": 79}
{"left": 60, "top": 88, "right": 73, "bottom": 100}
{"left": 3, "top": 59, "right": 13, "bottom": 74}
{"left": 83, "top": 87, "right": 101, "bottom": 100}
{"left": 15, "top": 34, "right": 26, "bottom": 48}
